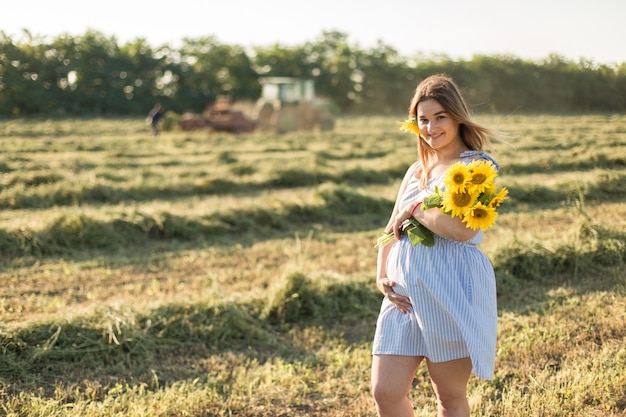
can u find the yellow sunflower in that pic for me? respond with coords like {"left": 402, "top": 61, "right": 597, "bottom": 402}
{"left": 463, "top": 202, "right": 498, "bottom": 230}
{"left": 467, "top": 161, "right": 497, "bottom": 194}
{"left": 482, "top": 182, "right": 498, "bottom": 196}
{"left": 441, "top": 188, "right": 478, "bottom": 218}
{"left": 443, "top": 162, "right": 471, "bottom": 192}
{"left": 488, "top": 187, "right": 509, "bottom": 208}
{"left": 398, "top": 118, "right": 421, "bottom": 135}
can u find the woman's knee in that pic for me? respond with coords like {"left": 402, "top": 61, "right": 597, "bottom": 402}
{"left": 427, "top": 358, "right": 472, "bottom": 414}
{"left": 371, "top": 381, "right": 402, "bottom": 407}
{"left": 435, "top": 390, "right": 469, "bottom": 413}
{"left": 371, "top": 355, "right": 422, "bottom": 411}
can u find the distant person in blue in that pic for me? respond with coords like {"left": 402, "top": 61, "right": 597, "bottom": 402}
{"left": 147, "top": 103, "right": 164, "bottom": 136}
{"left": 371, "top": 74, "right": 502, "bottom": 417}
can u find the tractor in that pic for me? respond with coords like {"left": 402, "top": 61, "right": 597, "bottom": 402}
{"left": 252, "top": 77, "right": 336, "bottom": 133}
{"left": 180, "top": 95, "right": 256, "bottom": 133}
{"left": 179, "top": 77, "right": 336, "bottom": 133}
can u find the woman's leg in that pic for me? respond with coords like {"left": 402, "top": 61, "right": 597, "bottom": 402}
{"left": 426, "top": 357, "right": 473, "bottom": 417}
{"left": 371, "top": 354, "right": 423, "bottom": 417}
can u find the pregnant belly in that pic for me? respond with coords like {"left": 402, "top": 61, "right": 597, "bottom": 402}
{"left": 385, "top": 238, "right": 413, "bottom": 298}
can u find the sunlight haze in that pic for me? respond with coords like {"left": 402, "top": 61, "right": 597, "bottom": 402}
{"left": 3, "top": 0, "right": 625, "bottom": 65}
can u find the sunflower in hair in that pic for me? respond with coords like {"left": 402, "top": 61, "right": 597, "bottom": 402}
{"left": 398, "top": 118, "right": 421, "bottom": 135}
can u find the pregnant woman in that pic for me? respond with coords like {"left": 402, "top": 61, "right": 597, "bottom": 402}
{"left": 371, "top": 74, "right": 504, "bottom": 417}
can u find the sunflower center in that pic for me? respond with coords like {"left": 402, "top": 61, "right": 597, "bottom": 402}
{"left": 472, "top": 208, "right": 487, "bottom": 218}
{"left": 452, "top": 192, "right": 473, "bottom": 207}
{"left": 452, "top": 173, "right": 465, "bottom": 184}
{"left": 471, "top": 173, "right": 486, "bottom": 184}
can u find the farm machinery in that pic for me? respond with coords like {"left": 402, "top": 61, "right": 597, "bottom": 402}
{"left": 180, "top": 77, "right": 335, "bottom": 133}
{"left": 180, "top": 95, "right": 256, "bottom": 133}
{"left": 254, "top": 77, "right": 335, "bottom": 133}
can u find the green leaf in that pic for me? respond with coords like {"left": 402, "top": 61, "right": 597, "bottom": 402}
{"left": 422, "top": 186, "right": 443, "bottom": 209}
{"left": 406, "top": 220, "right": 435, "bottom": 247}
{"left": 375, "top": 232, "right": 396, "bottom": 248}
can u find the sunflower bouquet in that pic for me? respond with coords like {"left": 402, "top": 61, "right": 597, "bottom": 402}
{"left": 375, "top": 158, "right": 508, "bottom": 248}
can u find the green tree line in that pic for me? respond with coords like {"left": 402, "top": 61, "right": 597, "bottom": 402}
{"left": 2, "top": 29, "right": 625, "bottom": 116}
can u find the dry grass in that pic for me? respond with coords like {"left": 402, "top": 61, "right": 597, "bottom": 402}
{"left": 0, "top": 114, "right": 624, "bottom": 416}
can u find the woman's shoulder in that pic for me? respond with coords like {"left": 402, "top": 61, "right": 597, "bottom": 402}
{"left": 403, "top": 160, "right": 421, "bottom": 177}
{"left": 460, "top": 150, "right": 500, "bottom": 170}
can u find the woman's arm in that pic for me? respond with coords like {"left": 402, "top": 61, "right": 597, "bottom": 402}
{"left": 416, "top": 207, "right": 478, "bottom": 241}
{"left": 389, "top": 189, "right": 479, "bottom": 242}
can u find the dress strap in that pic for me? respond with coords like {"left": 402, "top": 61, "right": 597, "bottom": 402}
{"left": 460, "top": 150, "right": 500, "bottom": 171}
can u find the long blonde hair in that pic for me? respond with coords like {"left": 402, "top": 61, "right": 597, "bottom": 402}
{"left": 408, "top": 74, "right": 500, "bottom": 187}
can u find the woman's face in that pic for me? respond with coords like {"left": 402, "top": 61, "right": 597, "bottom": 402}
{"left": 417, "top": 99, "right": 462, "bottom": 152}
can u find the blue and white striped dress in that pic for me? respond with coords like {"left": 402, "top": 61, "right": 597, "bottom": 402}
{"left": 372, "top": 150, "right": 498, "bottom": 380}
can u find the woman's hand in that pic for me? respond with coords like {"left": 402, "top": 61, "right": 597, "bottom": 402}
{"left": 387, "top": 201, "right": 421, "bottom": 241}
{"left": 377, "top": 277, "right": 412, "bottom": 314}
{"left": 389, "top": 200, "right": 479, "bottom": 243}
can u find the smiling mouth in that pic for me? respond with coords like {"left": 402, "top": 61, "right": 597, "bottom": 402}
{"left": 429, "top": 133, "right": 444, "bottom": 140}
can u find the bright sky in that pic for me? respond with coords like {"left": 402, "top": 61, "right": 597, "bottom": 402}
{"left": 3, "top": 0, "right": 625, "bottom": 65}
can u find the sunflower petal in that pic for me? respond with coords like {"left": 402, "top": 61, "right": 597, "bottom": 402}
{"left": 398, "top": 118, "right": 421, "bottom": 135}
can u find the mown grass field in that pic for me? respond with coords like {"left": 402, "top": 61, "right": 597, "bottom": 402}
{"left": 0, "top": 114, "right": 624, "bottom": 416}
